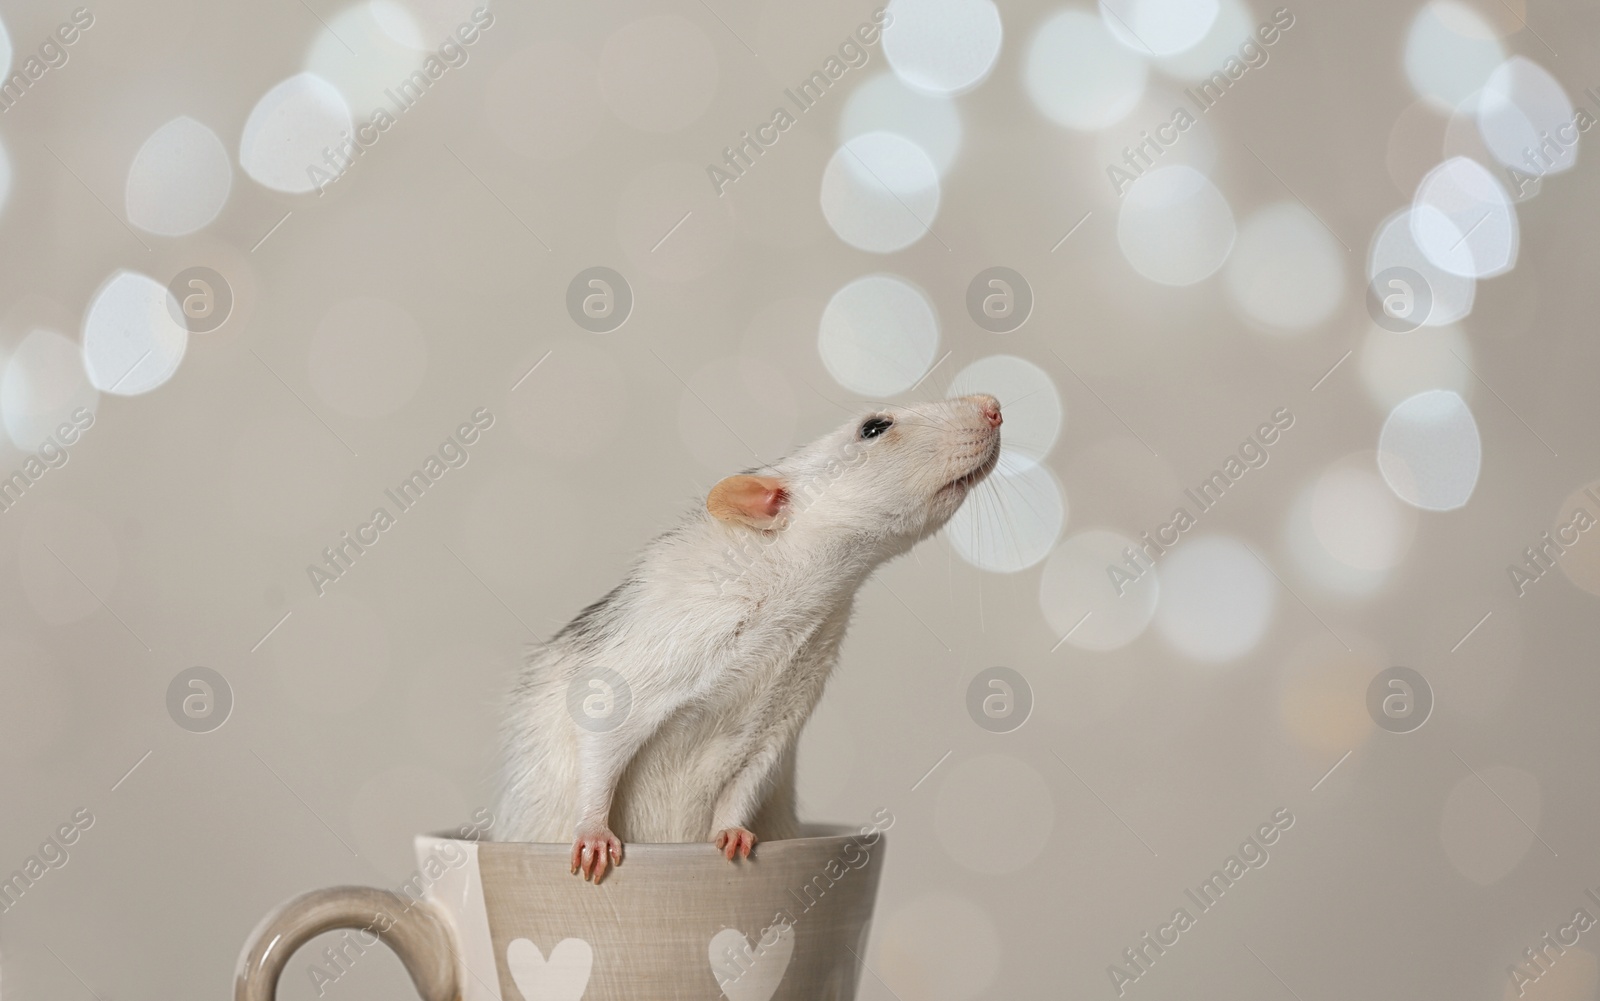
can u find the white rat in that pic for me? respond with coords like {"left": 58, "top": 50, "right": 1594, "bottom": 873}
{"left": 495, "top": 394, "right": 1002, "bottom": 881}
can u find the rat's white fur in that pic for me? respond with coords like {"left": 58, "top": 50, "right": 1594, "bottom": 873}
{"left": 495, "top": 395, "right": 1000, "bottom": 846}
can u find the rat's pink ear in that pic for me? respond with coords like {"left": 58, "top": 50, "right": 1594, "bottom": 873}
{"left": 707, "top": 475, "right": 788, "bottom": 529}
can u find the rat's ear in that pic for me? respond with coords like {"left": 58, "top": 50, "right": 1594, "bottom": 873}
{"left": 707, "top": 475, "right": 788, "bottom": 530}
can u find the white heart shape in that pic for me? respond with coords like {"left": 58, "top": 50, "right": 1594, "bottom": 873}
{"left": 507, "top": 937, "right": 593, "bottom": 1001}
{"left": 709, "top": 922, "right": 794, "bottom": 1001}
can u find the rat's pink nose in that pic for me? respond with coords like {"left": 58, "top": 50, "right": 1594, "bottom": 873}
{"left": 969, "top": 394, "right": 1002, "bottom": 428}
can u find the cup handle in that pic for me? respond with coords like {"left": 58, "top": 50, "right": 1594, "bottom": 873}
{"left": 234, "top": 885, "right": 461, "bottom": 1001}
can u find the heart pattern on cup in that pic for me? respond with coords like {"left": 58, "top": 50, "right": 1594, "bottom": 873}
{"left": 708, "top": 922, "right": 794, "bottom": 1001}
{"left": 507, "top": 937, "right": 593, "bottom": 1001}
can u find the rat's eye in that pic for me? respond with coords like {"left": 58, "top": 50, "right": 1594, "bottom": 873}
{"left": 859, "top": 416, "right": 893, "bottom": 439}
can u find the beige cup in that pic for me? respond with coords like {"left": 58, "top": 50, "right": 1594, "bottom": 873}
{"left": 235, "top": 823, "right": 887, "bottom": 1001}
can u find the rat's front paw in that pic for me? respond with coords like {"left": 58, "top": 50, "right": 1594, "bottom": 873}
{"left": 571, "top": 826, "right": 623, "bottom": 883}
{"left": 713, "top": 826, "right": 758, "bottom": 861}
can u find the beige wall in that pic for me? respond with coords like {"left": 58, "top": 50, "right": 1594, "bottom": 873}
{"left": 3, "top": 0, "right": 1599, "bottom": 998}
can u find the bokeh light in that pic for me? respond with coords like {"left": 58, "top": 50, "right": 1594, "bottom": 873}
{"left": 368, "top": 0, "right": 430, "bottom": 49}
{"left": 1411, "top": 156, "right": 1518, "bottom": 278}
{"left": 882, "top": 0, "right": 1003, "bottom": 96}
{"left": 239, "top": 72, "right": 353, "bottom": 194}
{"left": 945, "top": 355, "right": 1062, "bottom": 473}
{"left": 1284, "top": 451, "right": 1418, "bottom": 595}
{"left": 1100, "top": 0, "right": 1219, "bottom": 57}
{"left": 1404, "top": 0, "right": 1505, "bottom": 110}
{"left": 1150, "top": 0, "right": 1251, "bottom": 79}
{"left": 1369, "top": 207, "right": 1477, "bottom": 327}
{"left": 839, "top": 71, "right": 964, "bottom": 175}
{"left": 947, "top": 461, "right": 1065, "bottom": 573}
{"left": 2, "top": 328, "right": 98, "bottom": 451}
{"left": 80, "top": 270, "right": 188, "bottom": 396}
{"left": 1307, "top": 458, "right": 1417, "bottom": 576}
{"left": 1025, "top": 8, "right": 1147, "bottom": 130}
{"left": 1377, "top": 389, "right": 1482, "bottom": 511}
{"left": 820, "top": 131, "right": 942, "bottom": 252}
{"left": 1439, "top": 763, "right": 1541, "bottom": 885}
{"left": 1275, "top": 637, "right": 1381, "bottom": 758}
{"left": 1038, "top": 528, "right": 1160, "bottom": 651}
{"left": 372, "top": 0, "right": 481, "bottom": 42}
{"left": 1499, "top": 948, "right": 1597, "bottom": 1001}
{"left": 1118, "top": 165, "right": 1235, "bottom": 285}
{"left": 1556, "top": 479, "right": 1600, "bottom": 600}
{"left": 1442, "top": 94, "right": 1503, "bottom": 180}
{"left": 1477, "top": 56, "right": 1576, "bottom": 176}
{"left": 1154, "top": 534, "right": 1275, "bottom": 663}
{"left": 303, "top": 1, "right": 427, "bottom": 117}
{"left": 817, "top": 274, "right": 940, "bottom": 396}
{"left": 1225, "top": 201, "right": 1346, "bottom": 331}
{"left": 125, "top": 116, "right": 233, "bottom": 236}
{"left": 936, "top": 754, "right": 1055, "bottom": 875}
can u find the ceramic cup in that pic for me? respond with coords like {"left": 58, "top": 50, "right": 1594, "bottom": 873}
{"left": 234, "top": 823, "right": 887, "bottom": 1000}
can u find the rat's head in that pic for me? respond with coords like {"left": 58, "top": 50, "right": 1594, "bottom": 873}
{"left": 706, "top": 395, "right": 1002, "bottom": 558}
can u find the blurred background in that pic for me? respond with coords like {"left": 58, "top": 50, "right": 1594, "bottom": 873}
{"left": 3, "top": 0, "right": 1600, "bottom": 997}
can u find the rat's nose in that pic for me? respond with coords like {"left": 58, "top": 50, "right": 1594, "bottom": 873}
{"left": 967, "top": 394, "right": 1002, "bottom": 428}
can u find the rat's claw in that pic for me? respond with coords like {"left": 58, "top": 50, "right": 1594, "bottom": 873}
{"left": 714, "top": 826, "right": 757, "bottom": 861}
{"left": 571, "top": 828, "right": 623, "bottom": 883}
